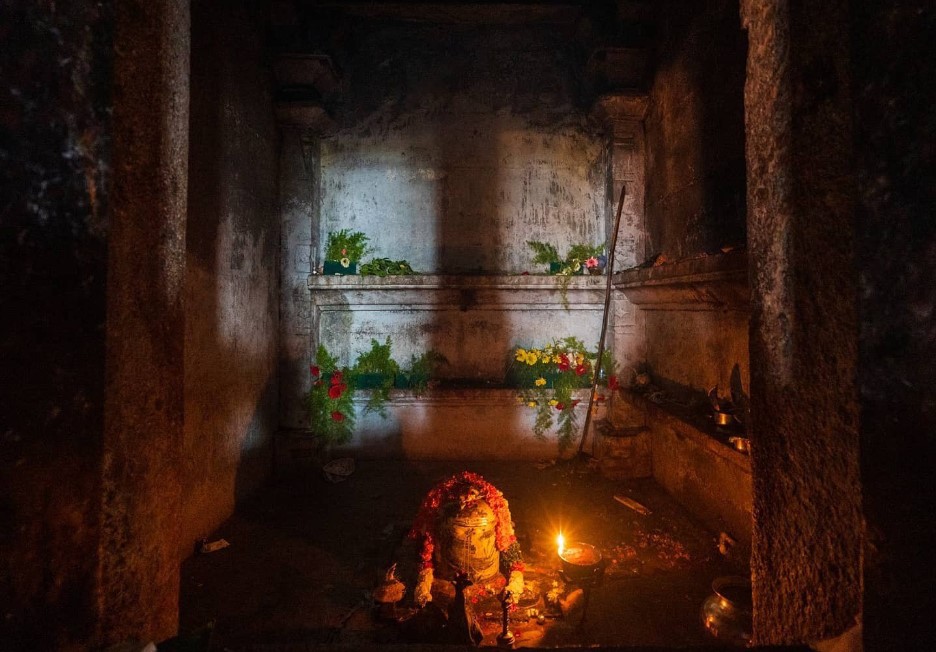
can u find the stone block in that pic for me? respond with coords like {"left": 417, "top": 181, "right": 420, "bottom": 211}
{"left": 596, "top": 429, "right": 652, "bottom": 479}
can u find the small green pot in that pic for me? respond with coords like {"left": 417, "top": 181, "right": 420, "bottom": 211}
{"left": 394, "top": 373, "right": 430, "bottom": 390}
{"left": 549, "top": 262, "right": 584, "bottom": 275}
{"left": 353, "top": 372, "right": 392, "bottom": 389}
{"left": 324, "top": 260, "right": 357, "bottom": 275}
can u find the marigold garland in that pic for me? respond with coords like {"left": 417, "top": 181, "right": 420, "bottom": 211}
{"left": 408, "top": 471, "right": 524, "bottom": 574}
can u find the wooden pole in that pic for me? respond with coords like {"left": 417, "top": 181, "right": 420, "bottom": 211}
{"left": 577, "top": 182, "right": 627, "bottom": 457}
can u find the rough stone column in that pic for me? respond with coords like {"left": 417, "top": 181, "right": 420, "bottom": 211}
{"left": 740, "top": 0, "right": 861, "bottom": 644}
{"left": 99, "top": 0, "right": 189, "bottom": 644}
{"left": 593, "top": 93, "right": 648, "bottom": 374}
{"left": 274, "top": 96, "right": 335, "bottom": 437}
{"left": 279, "top": 128, "right": 319, "bottom": 431}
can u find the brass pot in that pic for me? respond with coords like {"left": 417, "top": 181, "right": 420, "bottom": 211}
{"left": 701, "top": 576, "right": 752, "bottom": 646}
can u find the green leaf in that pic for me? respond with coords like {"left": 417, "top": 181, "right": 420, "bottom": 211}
{"left": 359, "top": 257, "right": 416, "bottom": 276}
{"left": 325, "top": 229, "right": 372, "bottom": 262}
{"left": 527, "top": 241, "right": 561, "bottom": 265}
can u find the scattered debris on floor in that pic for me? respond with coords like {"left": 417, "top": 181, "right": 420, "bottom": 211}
{"left": 196, "top": 538, "right": 229, "bottom": 554}
{"left": 180, "top": 461, "right": 747, "bottom": 649}
{"left": 613, "top": 493, "right": 652, "bottom": 515}
{"left": 717, "top": 531, "right": 737, "bottom": 556}
{"left": 323, "top": 457, "right": 355, "bottom": 482}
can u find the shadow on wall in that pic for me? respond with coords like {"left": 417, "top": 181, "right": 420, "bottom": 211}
{"left": 181, "top": 0, "right": 279, "bottom": 558}
{"left": 312, "top": 20, "right": 608, "bottom": 459}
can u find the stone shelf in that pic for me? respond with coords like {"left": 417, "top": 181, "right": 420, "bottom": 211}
{"left": 307, "top": 272, "right": 608, "bottom": 306}
{"left": 612, "top": 250, "right": 749, "bottom": 310}
{"left": 305, "top": 273, "right": 610, "bottom": 389}
{"left": 613, "top": 389, "right": 752, "bottom": 544}
{"left": 616, "top": 389, "right": 751, "bottom": 469}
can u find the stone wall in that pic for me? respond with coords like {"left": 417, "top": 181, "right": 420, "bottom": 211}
{"left": 280, "top": 20, "right": 633, "bottom": 441}
{"left": 632, "top": 0, "right": 749, "bottom": 398}
{"left": 318, "top": 23, "right": 608, "bottom": 274}
{"left": 644, "top": 0, "right": 747, "bottom": 259}
{"left": 182, "top": 0, "right": 279, "bottom": 555}
{"left": 0, "top": 3, "right": 112, "bottom": 649}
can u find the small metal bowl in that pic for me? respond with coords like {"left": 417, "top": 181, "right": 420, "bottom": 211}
{"left": 713, "top": 410, "right": 734, "bottom": 426}
{"left": 728, "top": 436, "right": 751, "bottom": 453}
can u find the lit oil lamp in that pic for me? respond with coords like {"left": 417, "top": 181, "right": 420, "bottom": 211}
{"left": 556, "top": 530, "right": 607, "bottom": 629}
{"left": 557, "top": 535, "right": 603, "bottom": 583}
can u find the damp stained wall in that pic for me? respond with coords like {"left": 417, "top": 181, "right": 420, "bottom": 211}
{"left": 318, "top": 23, "right": 609, "bottom": 273}
{"left": 280, "top": 21, "right": 622, "bottom": 437}
{"left": 640, "top": 0, "right": 750, "bottom": 396}
{"left": 182, "top": 0, "right": 280, "bottom": 554}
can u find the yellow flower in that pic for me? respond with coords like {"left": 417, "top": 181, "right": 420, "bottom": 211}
{"left": 527, "top": 401, "right": 537, "bottom": 408}
{"left": 527, "top": 352, "right": 539, "bottom": 365}
{"left": 340, "top": 257, "right": 351, "bottom": 268}
{"left": 552, "top": 355, "right": 562, "bottom": 364}
{"left": 575, "top": 354, "right": 584, "bottom": 366}
{"left": 534, "top": 377, "right": 546, "bottom": 387}
{"left": 515, "top": 348, "right": 527, "bottom": 362}
{"left": 548, "top": 399, "right": 558, "bottom": 407}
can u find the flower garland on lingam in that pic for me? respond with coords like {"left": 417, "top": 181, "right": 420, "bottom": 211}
{"left": 408, "top": 471, "right": 525, "bottom": 607}
{"left": 511, "top": 336, "right": 618, "bottom": 451}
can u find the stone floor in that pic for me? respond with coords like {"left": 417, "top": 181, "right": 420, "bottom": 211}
{"left": 179, "top": 459, "right": 751, "bottom": 650}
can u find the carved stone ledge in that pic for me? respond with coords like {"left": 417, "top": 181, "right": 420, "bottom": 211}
{"left": 275, "top": 101, "right": 335, "bottom": 132}
{"left": 612, "top": 250, "right": 749, "bottom": 310}
{"left": 592, "top": 91, "right": 649, "bottom": 125}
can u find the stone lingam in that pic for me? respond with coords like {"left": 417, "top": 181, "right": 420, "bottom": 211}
{"left": 408, "top": 472, "right": 525, "bottom": 609}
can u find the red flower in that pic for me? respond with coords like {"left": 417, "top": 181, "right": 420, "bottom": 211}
{"left": 557, "top": 354, "right": 570, "bottom": 372}
{"left": 608, "top": 375, "right": 619, "bottom": 390}
{"left": 330, "top": 411, "right": 345, "bottom": 422}
{"left": 555, "top": 402, "right": 565, "bottom": 411}
{"left": 575, "top": 364, "right": 587, "bottom": 376}
{"left": 310, "top": 365, "right": 320, "bottom": 377}
{"left": 328, "top": 384, "right": 344, "bottom": 399}
{"left": 331, "top": 371, "right": 343, "bottom": 385}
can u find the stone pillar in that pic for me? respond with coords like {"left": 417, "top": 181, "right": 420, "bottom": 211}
{"left": 740, "top": 0, "right": 861, "bottom": 644}
{"left": 593, "top": 93, "right": 648, "bottom": 375}
{"left": 279, "top": 129, "right": 319, "bottom": 431}
{"left": 99, "top": 0, "right": 190, "bottom": 644}
{"left": 593, "top": 92, "right": 648, "bottom": 269}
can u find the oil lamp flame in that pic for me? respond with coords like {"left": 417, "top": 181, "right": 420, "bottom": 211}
{"left": 556, "top": 532, "right": 565, "bottom": 557}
